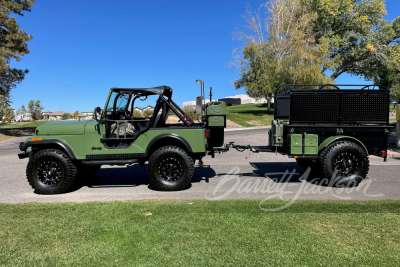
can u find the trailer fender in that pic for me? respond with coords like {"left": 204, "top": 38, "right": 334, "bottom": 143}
{"left": 318, "top": 136, "right": 368, "bottom": 155}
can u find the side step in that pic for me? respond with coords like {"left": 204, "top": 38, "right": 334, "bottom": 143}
{"left": 80, "top": 159, "right": 140, "bottom": 166}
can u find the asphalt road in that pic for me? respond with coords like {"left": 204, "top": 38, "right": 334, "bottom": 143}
{"left": 0, "top": 128, "right": 399, "bottom": 203}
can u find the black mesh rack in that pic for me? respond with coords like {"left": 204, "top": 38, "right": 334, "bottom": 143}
{"left": 274, "top": 84, "right": 391, "bottom": 125}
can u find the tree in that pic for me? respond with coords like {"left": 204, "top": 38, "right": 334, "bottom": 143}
{"left": 234, "top": 0, "right": 400, "bottom": 105}
{"left": 391, "top": 84, "right": 400, "bottom": 104}
{"left": 73, "top": 111, "right": 79, "bottom": 119}
{"left": 61, "top": 113, "right": 72, "bottom": 120}
{"left": 0, "top": 0, "right": 35, "bottom": 98}
{"left": 304, "top": 0, "right": 400, "bottom": 86}
{"left": 4, "top": 106, "right": 14, "bottom": 121}
{"left": 27, "top": 99, "right": 34, "bottom": 113}
{"left": 17, "top": 104, "right": 26, "bottom": 115}
{"left": 26, "top": 99, "right": 43, "bottom": 120}
{"left": 233, "top": 0, "right": 333, "bottom": 111}
{"left": 0, "top": 94, "right": 11, "bottom": 119}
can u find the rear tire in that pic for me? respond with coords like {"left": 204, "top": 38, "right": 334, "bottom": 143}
{"left": 147, "top": 146, "right": 194, "bottom": 191}
{"left": 26, "top": 149, "right": 77, "bottom": 194}
{"left": 319, "top": 141, "right": 369, "bottom": 187}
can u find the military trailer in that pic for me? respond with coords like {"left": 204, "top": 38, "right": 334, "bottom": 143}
{"left": 225, "top": 84, "right": 392, "bottom": 186}
{"left": 18, "top": 86, "right": 226, "bottom": 194}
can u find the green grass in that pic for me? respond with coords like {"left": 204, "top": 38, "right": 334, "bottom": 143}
{"left": 1, "top": 199, "right": 399, "bottom": 266}
{"left": 0, "top": 121, "right": 49, "bottom": 129}
{"left": 226, "top": 103, "right": 274, "bottom": 127}
{"left": 0, "top": 121, "right": 49, "bottom": 141}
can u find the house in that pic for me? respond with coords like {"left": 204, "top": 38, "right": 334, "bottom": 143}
{"left": 183, "top": 94, "right": 274, "bottom": 108}
{"left": 47, "top": 111, "right": 71, "bottom": 121}
{"left": 133, "top": 106, "right": 155, "bottom": 115}
{"left": 42, "top": 111, "right": 52, "bottom": 120}
{"left": 79, "top": 110, "right": 95, "bottom": 120}
{"left": 15, "top": 111, "right": 31, "bottom": 121}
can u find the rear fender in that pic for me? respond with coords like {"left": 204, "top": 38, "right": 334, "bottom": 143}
{"left": 318, "top": 136, "right": 368, "bottom": 155}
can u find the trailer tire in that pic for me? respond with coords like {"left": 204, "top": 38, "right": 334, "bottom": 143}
{"left": 319, "top": 141, "right": 369, "bottom": 187}
{"left": 26, "top": 149, "right": 77, "bottom": 194}
{"left": 147, "top": 146, "right": 194, "bottom": 191}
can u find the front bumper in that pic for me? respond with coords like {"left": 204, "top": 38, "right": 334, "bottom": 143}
{"left": 18, "top": 152, "right": 30, "bottom": 159}
{"left": 18, "top": 142, "right": 29, "bottom": 159}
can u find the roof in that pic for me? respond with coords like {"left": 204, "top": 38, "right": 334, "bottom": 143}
{"left": 111, "top": 86, "right": 173, "bottom": 97}
{"left": 81, "top": 110, "right": 94, "bottom": 113}
{"left": 48, "top": 111, "right": 70, "bottom": 116}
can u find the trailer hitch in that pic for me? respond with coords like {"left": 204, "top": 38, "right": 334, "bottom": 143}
{"left": 211, "top": 142, "right": 276, "bottom": 155}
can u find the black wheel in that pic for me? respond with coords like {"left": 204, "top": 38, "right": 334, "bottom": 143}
{"left": 147, "top": 146, "right": 194, "bottom": 191}
{"left": 319, "top": 141, "right": 369, "bottom": 187}
{"left": 26, "top": 149, "right": 78, "bottom": 194}
{"left": 295, "top": 158, "right": 320, "bottom": 176}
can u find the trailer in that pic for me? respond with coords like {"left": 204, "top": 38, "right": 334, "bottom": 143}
{"left": 218, "top": 84, "right": 393, "bottom": 187}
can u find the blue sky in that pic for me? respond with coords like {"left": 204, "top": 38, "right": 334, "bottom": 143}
{"left": 10, "top": 0, "right": 400, "bottom": 112}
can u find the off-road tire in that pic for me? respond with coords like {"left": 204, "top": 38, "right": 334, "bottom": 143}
{"left": 319, "top": 141, "right": 369, "bottom": 187}
{"left": 147, "top": 146, "right": 194, "bottom": 191}
{"left": 26, "top": 149, "right": 78, "bottom": 194}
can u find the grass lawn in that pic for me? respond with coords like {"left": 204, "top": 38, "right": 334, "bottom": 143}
{"left": 0, "top": 121, "right": 49, "bottom": 141}
{"left": 1, "top": 199, "right": 399, "bottom": 266}
{"left": 226, "top": 103, "right": 274, "bottom": 127}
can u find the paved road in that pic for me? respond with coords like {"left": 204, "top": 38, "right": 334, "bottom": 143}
{"left": 0, "top": 129, "right": 399, "bottom": 203}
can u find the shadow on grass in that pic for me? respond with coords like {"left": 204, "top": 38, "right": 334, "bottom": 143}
{"left": 0, "top": 127, "right": 36, "bottom": 137}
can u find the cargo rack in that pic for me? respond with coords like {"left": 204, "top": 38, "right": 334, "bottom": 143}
{"left": 274, "top": 84, "right": 391, "bottom": 125}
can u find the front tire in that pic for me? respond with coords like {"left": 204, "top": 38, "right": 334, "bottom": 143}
{"left": 26, "top": 149, "right": 78, "bottom": 194}
{"left": 147, "top": 146, "right": 194, "bottom": 191}
{"left": 319, "top": 141, "right": 369, "bottom": 187}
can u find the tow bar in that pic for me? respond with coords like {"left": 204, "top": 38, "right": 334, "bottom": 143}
{"left": 211, "top": 142, "right": 277, "bottom": 156}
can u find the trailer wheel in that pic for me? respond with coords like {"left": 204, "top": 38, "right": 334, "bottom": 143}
{"left": 26, "top": 149, "right": 77, "bottom": 194}
{"left": 147, "top": 146, "right": 194, "bottom": 191}
{"left": 319, "top": 141, "right": 369, "bottom": 187}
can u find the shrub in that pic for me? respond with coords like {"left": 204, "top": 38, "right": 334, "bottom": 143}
{"left": 183, "top": 109, "right": 200, "bottom": 122}
{"left": 143, "top": 109, "right": 154, "bottom": 118}
{"left": 132, "top": 110, "right": 144, "bottom": 118}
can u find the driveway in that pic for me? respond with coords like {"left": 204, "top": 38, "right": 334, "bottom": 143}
{"left": 1, "top": 128, "right": 399, "bottom": 203}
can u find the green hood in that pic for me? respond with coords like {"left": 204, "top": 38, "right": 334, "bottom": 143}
{"left": 36, "top": 120, "right": 91, "bottom": 135}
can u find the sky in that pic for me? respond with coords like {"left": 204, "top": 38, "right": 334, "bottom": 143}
{"left": 9, "top": 0, "right": 400, "bottom": 112}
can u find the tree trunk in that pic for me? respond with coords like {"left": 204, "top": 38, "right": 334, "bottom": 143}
{"left": 267, "top": 96, "right": 272, "bottom": 112}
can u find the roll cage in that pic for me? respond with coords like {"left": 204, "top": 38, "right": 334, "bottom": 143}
{"left": 100, "top": 86, "right": 197, "bottom": 144}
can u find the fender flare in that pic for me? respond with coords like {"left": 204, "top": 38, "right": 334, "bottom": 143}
{"left": 318, "top": 136, "right": 368, "bottom": 155}
{"left": 21, "top": 140, "right": 77, "bottom": 160}
{"left": 145, "top": 133, "right": 192, "bottom": 157}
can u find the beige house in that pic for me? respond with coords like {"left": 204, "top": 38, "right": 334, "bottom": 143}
{"left": 45, "top": 111, "right": 71, "bottom": 121}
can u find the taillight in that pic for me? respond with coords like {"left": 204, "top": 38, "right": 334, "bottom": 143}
{"left": 205, "top": 130, "right": 210, "bottom": 137}
{"left": 382, "top": 151, "right": 387, "bottom": 157}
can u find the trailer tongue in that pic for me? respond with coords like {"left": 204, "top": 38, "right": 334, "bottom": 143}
{"left": 215, "top": 84, "right": 393, "bottom": 187}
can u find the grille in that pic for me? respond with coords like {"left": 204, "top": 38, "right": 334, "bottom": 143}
{"left": 290, "top": 92, "right": 389, "bottom": 124}
{"left": 291, "top": 94, "right": 340, "bottom": 123}
{"left": 341, "top": 94, "right": 389, "bottom": 123}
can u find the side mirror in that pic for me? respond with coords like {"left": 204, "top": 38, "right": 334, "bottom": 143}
{"left": 93, "top": 107, "right": 102, "bottom": 122}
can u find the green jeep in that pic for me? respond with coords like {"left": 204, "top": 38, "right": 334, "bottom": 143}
{"left": 18, "top": 86, "right": 226, "bottom": 194}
